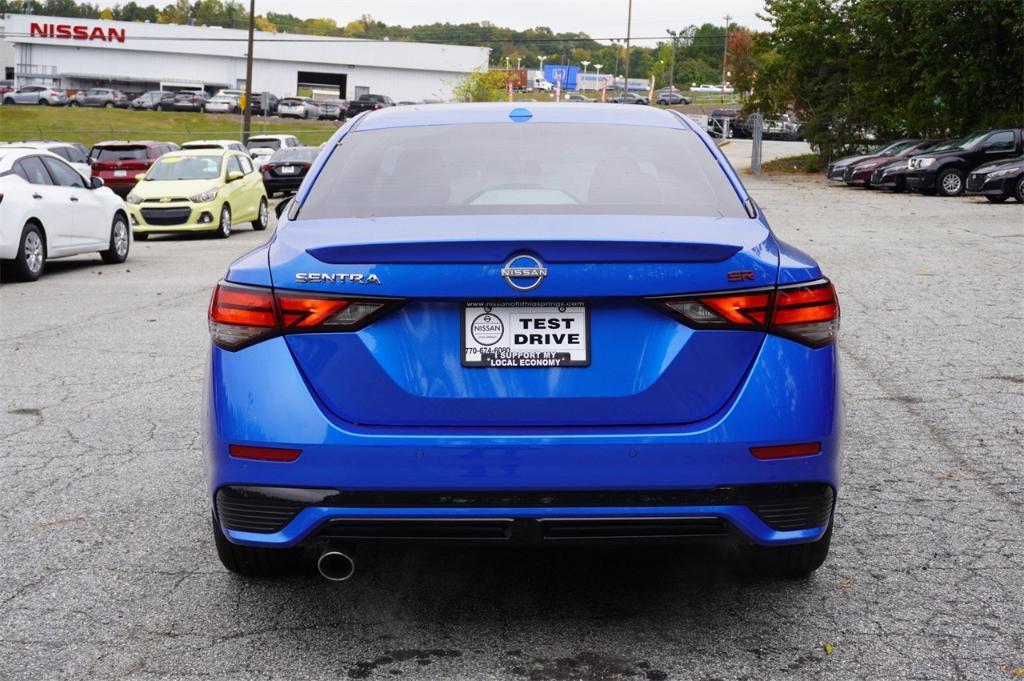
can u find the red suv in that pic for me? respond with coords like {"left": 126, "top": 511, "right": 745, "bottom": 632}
{"left": 89, "top": 141, "right": 179, "bottom": 197}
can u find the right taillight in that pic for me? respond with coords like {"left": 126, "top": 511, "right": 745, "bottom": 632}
{"left": 653, "top": 279, "right": 839, "bottom": 348}
{"left": 208, "top": 282, "right": 400, "bottom": 351}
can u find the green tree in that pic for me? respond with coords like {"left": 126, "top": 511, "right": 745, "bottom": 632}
{"left": 451, "top": 69, "right": 510, "bottom": 102}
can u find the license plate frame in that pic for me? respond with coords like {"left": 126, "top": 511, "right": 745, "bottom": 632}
{"left": 461, "top": 301, "right": 590, "bottom": 368}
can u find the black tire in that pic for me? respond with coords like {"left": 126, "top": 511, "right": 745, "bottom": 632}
{"left": 214, "top": 204, "right": 231, "bottom": 239}
{"left": 212, "top": 516, "right": 302, "bottom": 577}
{"left": 739, "top": 518, "right": 833, "bottom": 579}
{"left": 104, "top": 101, "right": 113, "bottom": 108}
{"left": 68, "top": 100, "right": 80, "bottom": 107}
{"left": 985, "top": 195, "right": 1007, "bottom": 203}
{"left": 2, "top": 97, "right": 14, "bottom": 105}
{"left": 38, "top": 99, "right": 50, "bottom": 106}
{"left": 935, "top": 167, "right": 966, "bottom": 197}
{"left": 133, "top": 231, "right": 149, "bottom": 241}
{"left": 1015, "top": 177, "right": 1024, "bottom": 203}
{"left": 251, "top": 197, "right": 269, "bottom": 230}
{"left": 8, "top": 222, "right": 46, "bottom": 282}
{"left": 100, "top": 213, "right": 130, "bottom": 264}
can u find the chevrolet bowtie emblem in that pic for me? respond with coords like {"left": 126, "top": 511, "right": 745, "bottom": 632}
{"left": 159, "top": 197, "right": 172, "bottom": 202}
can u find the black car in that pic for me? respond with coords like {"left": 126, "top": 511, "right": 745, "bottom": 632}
{"left": 825, "top": 139, "right": 920, "bottom": 182}
{"left": 259, "top": 146, "right": 319, "bottom": 196}
{"left": 248, "top": 93, "right": 279, "bottom": 116}
{"left": 347, "top": 94, "right": 395, "bottom": 115}
{"left": 905, "top": 128, "right": 1024, "bottom": 196}
{"left": 870, "top": 138, "right": 958, "bottom": 191}
{"left": 965, "top": 156, "right": 1024, "bottom": 203}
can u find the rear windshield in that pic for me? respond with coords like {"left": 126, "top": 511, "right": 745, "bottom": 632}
{"left": 146, "top": 156, "right": 222, "bottom": 180}
{"left": 299, "top": 123, "right": 744, "bottom": 218}
{"left": 270, "top": 147, "right": 319, "bottom": 162}
{"left": 93, "top": 146, "right": 149, "bottom": 162}
{"left": 247, "top": 138, "right": 281, "bottom": 150}
{"left": 279, "top": 99, "right": 304, "bottom": 106}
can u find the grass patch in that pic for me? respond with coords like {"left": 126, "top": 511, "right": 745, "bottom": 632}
{"left": 759, "top": 153, "right": 824, "bottom": 174}
{"left": 0, "top": 105, "right": 339, "bottom": 148}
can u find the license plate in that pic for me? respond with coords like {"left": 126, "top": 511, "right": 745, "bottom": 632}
{"left": 279, "top": 165, "right": 296, "bottom": 174}
{"left": 114, "top": 169, "right": 127, "bottom": 177}
{"left": 462, "top": 301, "right": 589, "bottom": 368}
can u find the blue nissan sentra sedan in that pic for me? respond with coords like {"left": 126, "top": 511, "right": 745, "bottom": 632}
{"left": 206, "top": 103, "right": 841, "bottom": 581}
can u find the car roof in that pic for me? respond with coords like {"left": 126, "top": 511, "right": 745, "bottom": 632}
{"left": 352, "top": 102, "right": 686, "bottom": 131}
{"left": 160, "top": 148, "right": 231, "bottom": 157}
{"left": 182, "top": 139, "right": 239, "bottom": 146}
{"left": 0, "top": 147, "right": 64, "bottom": 163}
{"left": 92, "top": 140, "right": 166, "bottom": 147}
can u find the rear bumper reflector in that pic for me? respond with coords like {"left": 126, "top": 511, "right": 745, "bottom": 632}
{"left": 749, "top": 442, "right": 821, "bottom": 459}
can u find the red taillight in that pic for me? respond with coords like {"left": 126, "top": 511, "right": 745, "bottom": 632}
{"left": 654, "top": 279, "right": 839, "bottom": 347}
{"left": 750, "top": 442, "right": 821, "bottom": 459}
{"left": 260, "top": 164, "right": 272, "bottom": 172}
{"left": 229, "top": 444, "right": 302, "bottom": 462}
{"left": 208, "top": 282, "right": 399, "bottom": 350}
{"left": 208, "top": 283, "right": 277, "bottom": 350}
{"left": 770, "top": 280, "right": 840, "bottom": 347}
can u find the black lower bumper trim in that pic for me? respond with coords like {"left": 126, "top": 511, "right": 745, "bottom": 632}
{"left": 215, "top": 483, "right": 835, "bottom": 536}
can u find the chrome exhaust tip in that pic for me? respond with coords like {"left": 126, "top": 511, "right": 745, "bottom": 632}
{"left": 316, "top": 550, "right": 355, "bottom": 582}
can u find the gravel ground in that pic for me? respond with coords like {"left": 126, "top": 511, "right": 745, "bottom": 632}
{"left": 1, "top": 178, "right": 1021, "bottom": 681}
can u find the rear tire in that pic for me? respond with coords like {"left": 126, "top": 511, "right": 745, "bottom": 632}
{"left": 251, "top": 197, "right": 269, "bottom": 230}
{"left": 100, "top": 213, "right": 130, "bottom": 264}
{"left": 1015, "top": 177, "right": 1024, "bottom": 203}
{"left": 739, "top": 518, "right": 833, "bottom": 579}
{"left": 104, "top": 101, "right": 113, "bottom": 108}
{"left": 38, "top": 99, "right": 49, "bottom": 106}
{"left": 936, "top": 167, "right": 965, "bottom": 197}
{"left": 8, "top": 223, "right": 46, "bottom": 282}
{"left": 212, "top": 516, "right": 303, "bottom": 577}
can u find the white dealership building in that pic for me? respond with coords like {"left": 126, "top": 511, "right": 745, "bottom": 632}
{"left": 1, "top": 14, "right": 489, "bottom": 101}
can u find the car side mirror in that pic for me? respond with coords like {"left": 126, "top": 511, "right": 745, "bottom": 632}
{"left": 135, "top": 173, "right": 146, "bottom": 181}
{"left": 90, "top": 176, "right": 104, "bottom": 189}
{"left": 227, "top": 170, "right": 244, "bottom": 182}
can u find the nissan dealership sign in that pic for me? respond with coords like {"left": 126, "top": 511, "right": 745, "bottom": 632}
{"left": 29, "top": 22, "right": 126, "bottom": 42}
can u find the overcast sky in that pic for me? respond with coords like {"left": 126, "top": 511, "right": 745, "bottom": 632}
{"left": 256, "top": 0, "right": 771, "bottom": 44}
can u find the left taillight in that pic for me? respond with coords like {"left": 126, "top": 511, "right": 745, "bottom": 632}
{"left": 208, "top": 282, "right": 400, "bottom": 351}
{"left": 652, "top": 279, "right": 839, "bottom": 348}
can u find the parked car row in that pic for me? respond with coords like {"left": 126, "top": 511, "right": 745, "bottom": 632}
{"left": 2, "top": 84, "right": 398, "bottom": 123}
{"left": 1, "top": 134, "right": 326, "bottom": 282}
{"left": 827, "top": 128, "right": 1024, "bottom": 202}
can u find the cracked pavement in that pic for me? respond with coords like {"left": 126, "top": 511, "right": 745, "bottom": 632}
{"left": 1, "top": 176, "right": 1022, "bottom": 680}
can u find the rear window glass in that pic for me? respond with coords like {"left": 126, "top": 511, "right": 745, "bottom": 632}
{"left": 299, "top": 123, "right": 744, "bottom": 219}
{"left": 270, "top": 147, "right": 319, "bottom": 162}
{"left": 279, "top": 99, "right": 304, "bottom": 106}
{"left": 94, "top": 146, "right": 148, "bottom": 162}
{"left": 247, "top": 138, "right": 281, "bottom": 150}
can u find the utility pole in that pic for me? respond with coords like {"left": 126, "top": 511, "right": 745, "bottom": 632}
{"left": 666, "top": 29, "right": 679, "bottom": 92}
{"left": 623, "top": 0, "right": 633, "bottom": 94}
{"left": 720, "top": 14, "right": 731, "bottom": 97}
{"left": 241, "top": 0, "right": 256, "bottom": 143}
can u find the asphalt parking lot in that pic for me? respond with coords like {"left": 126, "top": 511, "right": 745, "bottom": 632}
{"left": 1, "top": 178, "right": 1022, "bottom": 681}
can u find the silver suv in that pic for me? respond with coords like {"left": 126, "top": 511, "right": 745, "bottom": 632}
{"left": 3, "top": 85, "right": 69, "bottom": 106}
{"left": 70, "top": 88, "right": 125, "bottom": 108}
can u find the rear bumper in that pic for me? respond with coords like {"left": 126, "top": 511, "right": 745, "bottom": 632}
{"left": 262, "top": 177, "right": 304, "bottom": 194}
{"left": 216, "top": 483, "right": 834, "bottom": 548}
{"left": 206, "top": 334, "right": 842, "bottom": 549}
{"left": 96, "top": 177, "right": 138, "bottom": 197}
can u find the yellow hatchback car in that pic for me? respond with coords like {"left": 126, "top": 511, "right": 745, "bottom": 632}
{"left": 126, "top": 149, "right": 269, "bottom": 239}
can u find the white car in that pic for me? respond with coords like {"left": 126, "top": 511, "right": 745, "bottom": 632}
{"left": 277, "top": 97, "right": 320, "bottom": 119}
{"left": 205, "top": 95, "right": 239, "bottom": 114}
{"left": 181, "top": 139, "right": 246, "bottom": 153}
{"left": 0, "top": 147, "right": 130, "bottom": 282}
{"left": 0, "top": 141, "right": 92, "bottom": 178}
{"left": 244, "top": 134, "right": 302, "bottom": 164}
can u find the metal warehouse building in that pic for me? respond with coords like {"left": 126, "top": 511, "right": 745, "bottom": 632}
{"left": 2, "top": 14, "right": 490, "bottom": 102}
